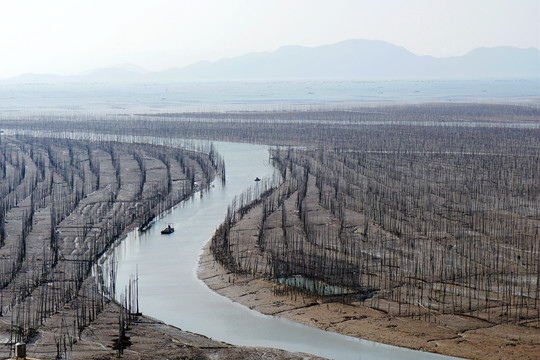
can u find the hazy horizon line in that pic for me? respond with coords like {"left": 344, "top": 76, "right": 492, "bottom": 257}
{"left": 3, "top": 38, "right": 540, "bottom": 81}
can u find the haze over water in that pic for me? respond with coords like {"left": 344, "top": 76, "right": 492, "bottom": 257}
{"left": 0, "top": 79, "right": 538, "bottom": 114}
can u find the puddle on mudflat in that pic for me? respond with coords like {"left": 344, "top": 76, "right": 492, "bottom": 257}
{"left": 274, "top": 276, "right": 355, "bottom": 296}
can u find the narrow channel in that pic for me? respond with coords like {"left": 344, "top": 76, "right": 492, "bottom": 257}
{"left": 110, "top": 141, "right": 458, "bottom": 360}
{"left": 2, "top": 129, "right": 458, "bottom": 359}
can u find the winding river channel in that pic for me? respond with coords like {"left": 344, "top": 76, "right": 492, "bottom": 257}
{"left": 109, "top": 141, "right": 458, "bottom": 360}
{"left": 1, "top": 127, "right": 459, "bottom": 359}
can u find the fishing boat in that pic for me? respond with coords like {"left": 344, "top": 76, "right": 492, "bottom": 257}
{"left": 161, "top": 224, "right": 174, "bottom": 234}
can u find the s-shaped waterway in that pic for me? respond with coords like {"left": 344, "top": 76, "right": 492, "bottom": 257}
{"left": 111, "top": 141, "right": 459, "bottom": 360}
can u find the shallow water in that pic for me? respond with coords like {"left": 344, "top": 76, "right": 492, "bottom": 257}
{"left": 0, "top": 79, "right": 538, "bottom": 113}
{"left": 110, "top": 141, "right": 459, "bottom": 360}
{"left": 274, "top": 276, "right": 355, "bottom": 296}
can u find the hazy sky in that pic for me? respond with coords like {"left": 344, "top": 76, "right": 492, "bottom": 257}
{"left": 1, "top": 0, "right": 539, "bottom": 79}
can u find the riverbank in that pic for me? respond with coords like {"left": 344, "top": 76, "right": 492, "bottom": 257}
{"left": 19, "top": 295, "right": 322, "bottom": 359}
{"left": 0, "top": 135, "right": 317, "bottom": 359}
{"left": 199, "top": 243, "right": 540, "bottom": 360}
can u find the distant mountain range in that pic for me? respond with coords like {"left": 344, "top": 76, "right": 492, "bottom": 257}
{"left": 4, "top": 39, "right": 540, "bottom": 83}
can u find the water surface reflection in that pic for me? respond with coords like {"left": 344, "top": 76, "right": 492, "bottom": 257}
{"left": 111, "top": 141, "right": 458, "bottom": 360}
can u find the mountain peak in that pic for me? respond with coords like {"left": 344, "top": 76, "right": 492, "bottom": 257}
{"left": 3, "top": 40, "right": 539, "bottom": 83}
{"left": 158, "top": 40, "right": 538, "bottom": 80}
